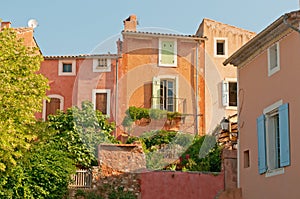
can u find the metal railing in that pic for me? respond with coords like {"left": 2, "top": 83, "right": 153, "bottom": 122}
{"left": 69, "top": 169, "right": 92, "bottom": 189}
{"left": 151, "top": 97, "right": 187, "bottom": 114}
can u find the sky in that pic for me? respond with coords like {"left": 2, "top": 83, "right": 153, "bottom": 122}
{"left": 1, "top": 0, "right": 298, "bottom": 55}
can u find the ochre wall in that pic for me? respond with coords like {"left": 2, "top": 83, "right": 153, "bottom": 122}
{"left": 118, "top": 35, "right": 205, "bottom": 135}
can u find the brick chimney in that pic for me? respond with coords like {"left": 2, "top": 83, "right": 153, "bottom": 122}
{"left": 123, "top": 15, "right": 137, "bottom": 31}
{"left": 1, "top": 21, "right": 11, "bottom": 30}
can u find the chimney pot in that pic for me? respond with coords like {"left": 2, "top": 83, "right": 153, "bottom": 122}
{"left": 1, "top": 21, "right": 11, "bottom": 30}
{"left": 123, "top": 15, "right": 137, "bottom": 31}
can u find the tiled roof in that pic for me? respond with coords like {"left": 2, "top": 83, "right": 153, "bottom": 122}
{"left": 224, "top": 10, "right": 300, "bottom": 67}
{"left": 44, "top": 54, "right": 118, "bottom": 59}
{"left": 122, "top": 30, "right": 207, "bottom": 40}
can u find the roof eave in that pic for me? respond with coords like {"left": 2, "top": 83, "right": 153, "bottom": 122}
{"left": 223, "top": 10, "right": 300, "bottom": 67}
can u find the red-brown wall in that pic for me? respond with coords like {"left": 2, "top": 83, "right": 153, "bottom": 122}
{"left": 140, "top": 171, "right": 224, "bottom": 199}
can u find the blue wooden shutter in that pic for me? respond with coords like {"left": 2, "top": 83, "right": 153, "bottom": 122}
{"left": 279, "top": 103, "right": 290, "bottom": 167}
{"left": 257, "top": 114, "right": 267, "bottom": 174}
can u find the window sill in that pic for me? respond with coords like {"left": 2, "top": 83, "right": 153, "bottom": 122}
{"left": 58, "top": 72, "right": 76, "bottom": 76}
{"left": 225, "top": 106, "right": 237, "bottom": 110}
{"left": 158, "top": 64, "right": 177, "bottom": 67}
{"left": 265, "top": 167, "right": 284, "bottom": 178}
{"left": 93, "top": 67, "right": 111, "bottom": 73}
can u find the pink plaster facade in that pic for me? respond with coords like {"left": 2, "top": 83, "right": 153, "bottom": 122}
{"left": 37, "top": 55, "right": 118, "bottom": 121}
{"left": 225, "top": 11, "right": 300, "bottom": 199}
{"left": 140, "top": 171, "right": 224, "bottom": 199}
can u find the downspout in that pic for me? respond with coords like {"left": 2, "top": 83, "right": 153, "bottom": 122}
{"left": 115, "top": 58, "right": 119, "bottom": 137}
{"left": 283, "top": 14, "right": 300, "bottom": 34}
{"left": 195, "top": 41, "right": 199, "bottom": 135}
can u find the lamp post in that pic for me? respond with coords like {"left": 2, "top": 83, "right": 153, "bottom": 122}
{"left": 220, "top": 117, "right": 230, "bottom": 131}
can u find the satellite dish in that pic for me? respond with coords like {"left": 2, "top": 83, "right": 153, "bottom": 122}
{"left": 27, "top": 19, "right": 38, "bottom": 29}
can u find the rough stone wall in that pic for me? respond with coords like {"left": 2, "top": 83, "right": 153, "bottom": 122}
{"left": 98, "top": 144, "right": 146, "bottom": 173}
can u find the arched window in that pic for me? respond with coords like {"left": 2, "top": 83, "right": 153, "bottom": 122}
{"left": 43, "top": 94, "right": 64, "bottom": 120}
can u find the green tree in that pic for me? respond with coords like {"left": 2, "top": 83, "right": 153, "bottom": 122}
{"left": 48, "top": 101, "right": 119, "bottom": 167}
{"left": 0, "top": 28, "right": 48, "bottom": 171}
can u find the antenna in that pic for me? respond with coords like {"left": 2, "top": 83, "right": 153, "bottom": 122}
{"left": 27, "top": 19, "right": 38, "bottom": 29}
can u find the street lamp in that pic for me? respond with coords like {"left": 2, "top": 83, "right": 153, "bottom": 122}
{"left": 220, "top": 117, "right": 230, "bottom": 131}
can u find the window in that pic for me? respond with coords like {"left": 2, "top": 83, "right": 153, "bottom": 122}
{"left": 93, "top": 58, "right": 111, "bottom": 72}
{"left": 268, "top": 42, "right": 280, "bottom": 76}
{"left": 159, "top": 39, "right": 177, "bottom": 67}
{"left": 63, "top": 63, "right": 72, "bottom": 73}
{"left": 58, "top": 60, "right": 76, "bottom": 76}
{"left": 92, "top": 89, "right": 111, "bottom": 117}
{"left": 152, "top": 75, "right": 178, "bottom": 111}
{"left": 214, "top": 38, "right": 228, "bottom": 57}
{"left": 244, "top": 150, "right": 250, "bottom": 168}
{"left": 42, "top": 94, "right": 64, "bottom": 120}
{"left": 257, "top": 101, "right": 290, "bottom": 176}
{"left": 222, "top": 79, "right": 237, "bottom": 108}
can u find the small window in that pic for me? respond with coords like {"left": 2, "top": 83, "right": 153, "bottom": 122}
{"left": 58, "top": 60, "right": 76, "bottom": 76}
{"left": 222, "top": 79, "right": 237, "bottom": 108}
{"left": 159, "top": 39, "right": 177, "bottom": 67}
{"left": 63, "top": 63, "right": 72, "bottom": 73}
{"left": 244, "top": 150, "right": 250, "bottom": 168}
{"left": 268, "top": 43, "right": 280, "bottom": 76}
{"left": 216, "top": 41, "right": 225, "bottom": 55}
{"left": 93, "top": 58, "right": 111, "bottom": 72}
{"left": 214, "top": 38, "right": 228, "bottom": 57}
{"left": 257, "top": 101, "right": 290, "bottom": 176}
{"left": 92, "top": 89, "right": 111, "bottom": 117}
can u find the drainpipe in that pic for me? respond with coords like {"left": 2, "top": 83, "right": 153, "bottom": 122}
{"left": 195, "top": 41, "right": 199, "bottom": 135}
{"left": 115, "top": 58, "right": 119, "bottom": 137}
{"left": 283, "top": 14, "right": 300, "bottom": 34}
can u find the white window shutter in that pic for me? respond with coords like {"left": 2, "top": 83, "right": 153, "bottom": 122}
{"left": 152, "top": 77, "right": 160, "bottom": 109}
{"left": 222, "top": 80, "right": 229, "bottom": 107}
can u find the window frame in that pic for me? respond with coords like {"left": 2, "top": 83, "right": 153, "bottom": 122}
{"left": 257, "top": 100, "right": 291, "bottom": 177}
{"left": 93, "top": 58, "right": 111, "bottom": 72}
{"left": 222, "top": 78, "right": 237, "bottom": 110}
{"left": 92, "top": 89, "right": 111, "bottom": 117}
{"left": 58, "top": 60, "right": 76, "bottom": 76}
{"left": 152, "top": 75, "right": 179, "bottom": 111}
{"left": 42, "top": 94, "right": 64, "bottom": 121}
{"left": 214, "top": 37, "right": 228, "bottom": 58}
{"left": 267, "top": 42, "right": 280, "bottom": 77}
{"left": 158, "top": 38, "right": 177, "bottom": 67}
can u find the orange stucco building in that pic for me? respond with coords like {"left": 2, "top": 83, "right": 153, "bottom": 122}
{"left": 224, "top": 10, "right": 300, "bottom": 199}
{"left": 117, "top": 15, "right": 206, "bottom": 135}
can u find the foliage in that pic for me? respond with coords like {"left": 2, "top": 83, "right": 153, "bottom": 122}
{"left": 108, "top": 186, "right": 136, "bottom": 199}
{"left": 48, "top": 101, "right": 119, "bottom": 167}
{"left": 127, "top": 132, "right": 222, "bottom": 172}
{"left": 122, "top": 106, "right": 182, "bottom": 127}
{"left": 75, "top": 186, "right": 136, "bottom": 199}
{"left": 0, "top": 122, "right": 76, "bottom": 198}
{"left": 180, "top": 136, "right": 222, "bottom": 172}
{"left": 0, "top": 28, "right": 48, "bottom": 171}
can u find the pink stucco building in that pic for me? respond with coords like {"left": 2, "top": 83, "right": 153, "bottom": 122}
{"left": 224, "top": 10, "right": 300, "bottom": 199}
{"left": 37, "top": 54, "right": 118, "bottom": 121}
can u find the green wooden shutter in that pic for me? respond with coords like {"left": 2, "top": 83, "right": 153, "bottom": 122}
{"left": 279, "top": 103, "right": 290, "bottom": 167}
{"left": 257, "top": 114, "right": 267, "bottom": 174}
{"left": 161, "top": 41, "right": 175, "bottom": 65}
{"left": 152, "top": 77, "right": 160, "bottom": 109}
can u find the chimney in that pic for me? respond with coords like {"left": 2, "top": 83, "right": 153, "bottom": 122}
{"left": 123, "top": 15, "right": 137, "bottom": 31}
{"left": 1, "top": 21, "right": 11, "bottom": 30}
